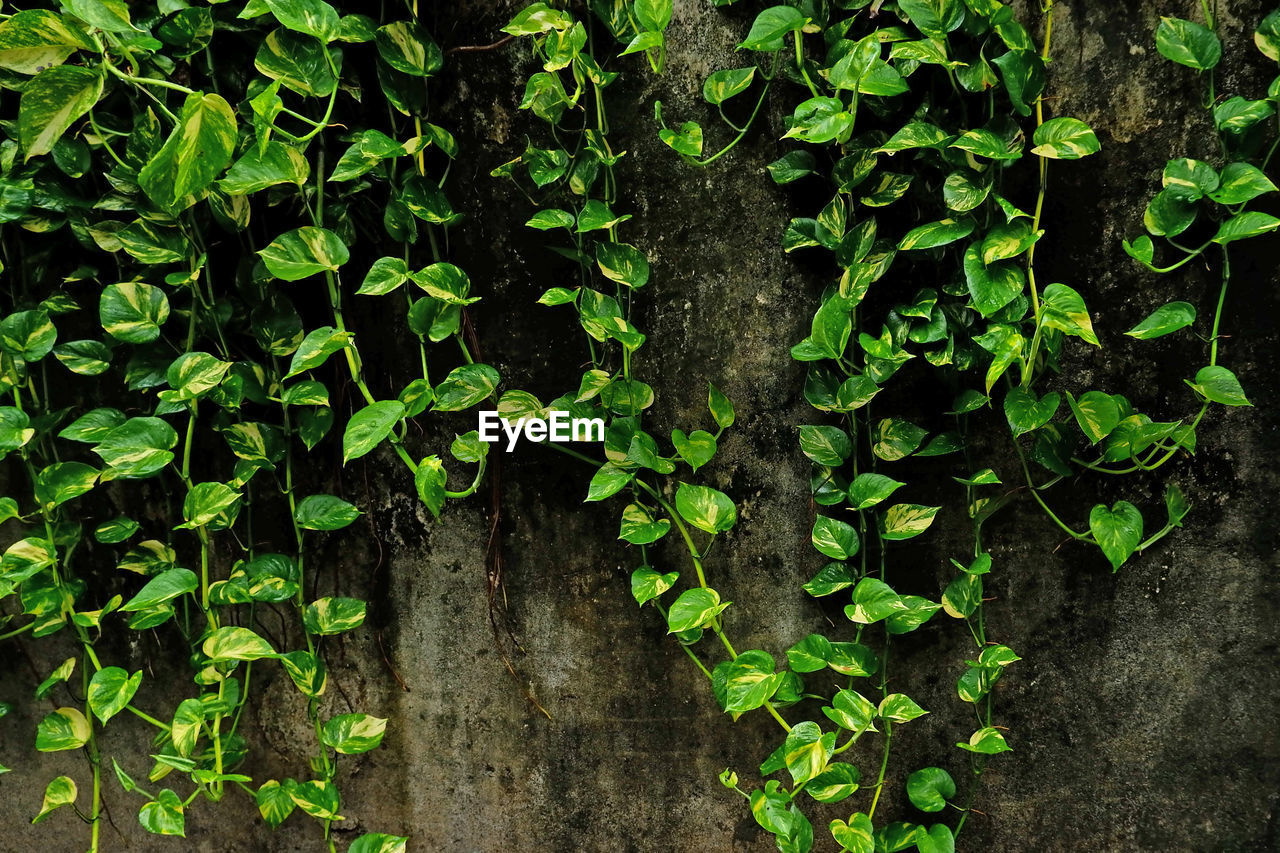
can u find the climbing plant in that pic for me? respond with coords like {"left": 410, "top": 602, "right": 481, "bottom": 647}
{"left": 639, "top": 1, "right": 1263, "bottom": 852}
{"left": 0, "top": 0, "right": 1268, "bottom": 851}
{"left": 0, "top": 1, "right": 495, "bottom": 850}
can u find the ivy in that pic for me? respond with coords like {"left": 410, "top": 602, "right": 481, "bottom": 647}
{"left": 0, "top": 1, "right": 495, "bottom": 849}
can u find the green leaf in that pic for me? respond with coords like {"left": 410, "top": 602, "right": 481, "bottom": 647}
{"left": 1214, "top": 97, "right": 1275, "bottom": 133}
{"left": 18, "top": 65, "right": 102, "bottom": 161}
{"left": 138, "top": 789, "right": 185, "bottom": 837}
{"left": 35, "top": 657, "right": 76, "bottom": 700}
{"left": 53, "top": 340, "right": 111, "bottom": 375}
{"left": 285, "top": 326, "right": 351, "bottom": 377}
{"left": 943, "top": 170, "right": 991, "bottom": 212}
{"left": 1209, "top": 162, "right": 1277, "bottom": 205}
{"left": 1187, "top": 365, "right": 1252, "bottom": 406}
{"left": 121, "top": 568, "right": 198, "bottom": 611}
{"left": 375, "top": 21, "right": 441, "bottom": 76}
{"left": 433, "top": 364, "right": 499, "bottom": 411}
{"left": 917, "top": 824, "right": 956, "bottom": 853}
{"left": 658, "top": 120, "right": 704, "bottom": 157}
{"left": 1144, "top": 189, "right": 1197, "bottom": 237}
{"left": 279, "top": 650, "right": 327, "bottom": 697}
{"left": 93, "top": 417, "right": 179, "bottom": 479}
{"left": 259, "top": 227, "right": 349, "bottom": 280}
{"left": 877, "top": 121, "right": 952, "bottom": 153}
{"left": 785, "top": 634, "right": 831, "bottom": 674}
{"left": 139, "top": 93, "right": 237, "bottom": 212}
{"left": 981, "top": 221, "right": 1041, "bottom": 264}
{"left": 618, "top": 503, "right": 671, "bottom": 545}
{"left": 964, "top": 244, "right": 1024, "bottom": 316}
{"left": 806, "top": 763, "right": 861, "bottom": 803}
{"left": 526, "top": 209, "right": 575, "bottom": 230}
{"left": 596, "top": 242, "right": 650, "bottom": 288}
{"left": 830, "top": 813, "right": 875, "bottom": 853}
{"left": 1162, "top": 158, "right": 1218, "bottom": 201}
{"left": 950, "top": 129, "right": 1019, "bottom": 161}
{"left": 0, "top": 309, "right": 56, "bottom": 361}
{"left": 33, "top": 462, "right": 97, "bottom": 511}
{"left": 823, "top": 688, "right": 878, "bottom": 735}
{"left": 343, "top": 401, "right": 405, "bottom": 464}
{"left": 738, "top": 6, "right": 807, "bottom": 51}
{"left": 65, "top": 0, "right": 136, "bottom": 32}
{"left": 36, "top": 708, "right": 91, "bottom": 751}
{"left": 630, "top": 566, "right": 678, "bottom": 605}
{"left": 703, "top": 67, "right": 755, "bottom": 104}
{"left": 768, "top": 150, "right": 817, "bottom": 184}
{"left": 879, "top": 693, "right": 928, "bottom": 723}
{"left": 873, "top": 418, "right": 928, "bottom": 461}
{"left": 167, "top": 351, "right": 231, "bottom": 399}
{"left": 255, "top": 29, "right": 336, "bottom": 97}
{"left": 350, "top": 834, "right": 409, "bottom": 853}
{"left": 1041, "top": 283, "right": 1099, "bottom": 345}
{"left": 906, "top": 767, "right": 956, "bottom": 812}
{"left": 204, "top": 626, "right": 277, "bottom": 662}
{"left": 289, "top": 779, "right": 342, "bottom": 820}
{"left": 783, "top": 721, "right": 835, "bottom": 785}
{"left": 179, "top": 482, "right": 241, "bottom": 529}
{"left": 220, "top": 140, "right": 309, "bottom": 194}
{"left": 667, "top": 587, "right": 728, "bottom": 635}
{"left": 880, "top": 504, "right": 940, "bottom": 541}
{"left": 261, "top": 0, "right": 339, "bottom": 41}
{"left": 1156, "top": 16, "right": 1221, "bottom": 70}
{"left": 845, "top": 577, "right": 904, "bottom": 624}
{"left": 255, "top": 780, "right": 297, "bottom": 829}
{"left": 0, "top": 11, "right": 92, "bottom": 75}
{"left": 171, "top": 698, "right": 204, "bottom": 758}
{"left": 714, "top": 650, "right": 784, "bottom": 713}
{"left": 1258, "top": 9, "right": 1280, "bottom": 60}
{"left": 848, "top": 473, "right": 904, "bottom": 509}
{"left": 897, "top": 218, "right": 974, "bottom": 251}
{"left": 671, "top": 429, "right": 717, "bottom": 471}
{"left": 674, "top": 483, "right": 737, "bottom": 534}
{"left": 803, "top": 562, "right": 856, "bottom": 597}
{"left": 811, "top": 515, "right": 860, "bottom": 560}
{"left": 899, "top": 0, "right": 965, "bottom": 39}
{"left": 87, "top": 667, "right": 142, "bottom": 725}
{"left": 1212, "top": 211, "right": 1280, "bottom": 244}
{"left": 99, "top": 282, "right": 169, "bottom": 343}
{"left": 294, "top": 494, "right": 361, "bottom": 530}
{"left": 1004, "top": 388, "right": 1060, "bottom": 437}
{"left": 1066, "top": 391, "right": 1121, "bottom": 444}
{"left": 784, "top": 97, "right": 854, "bottom": 144}
{"left": 321, "top": 713, "right": 387, "bottom": 754}
{"left": 1125, "top": 301, "right": 1196, "bottom": 340}
{"left": 957, "top": 726, "right": 1012, "bottom": 754}
{"left": 585, "top": 464, "right": 631, "bottom": 502}
{"left": 1031, "top": 117, "right": 1100, "bottom": 159}
{"left": 799, "top": 424, "right": 852, "bottom": 466}
{"left": 577, "top": 199, "right": 631, "bottom": 232}
{"left": 303, "top": 596, "right": 366, "bottom": 635}
{"left": 1089, "top": 501, "right": 1143, "bottom": 571}
{"left": 32, "top": 775, "right": 77, "bottom": 824}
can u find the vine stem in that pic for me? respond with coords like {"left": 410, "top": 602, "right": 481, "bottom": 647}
{"left": 1021, "top": 1, "right": 1055, "bottom": 386}
{"left": 545, "top": 447, "right": 793, "bottom": 733}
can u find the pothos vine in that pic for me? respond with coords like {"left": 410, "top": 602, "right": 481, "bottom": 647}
{"left": 0, "top": 0, "right": 1268, "bottom": 851}
{"left": 0, "top": 1, "right": 499, "bottom": 851}
{"left": 603, "top": 1, "right": 1262, "bottom": 852}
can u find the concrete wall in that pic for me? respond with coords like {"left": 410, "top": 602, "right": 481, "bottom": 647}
{"left": 1, "top": 2, "right": 1277, "bottom": 851}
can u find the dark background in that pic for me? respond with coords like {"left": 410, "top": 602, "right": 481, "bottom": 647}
{"left": 1, "top": 1, "right": 1277, "bottom": 850}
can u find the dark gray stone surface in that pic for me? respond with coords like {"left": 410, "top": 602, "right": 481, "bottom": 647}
{"left": 1, "top": 2, "right": 1277, "bottom": 851}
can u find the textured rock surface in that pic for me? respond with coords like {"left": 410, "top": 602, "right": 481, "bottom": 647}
{"left": 2, "top": 1, "right": 1277, "bottom": 851}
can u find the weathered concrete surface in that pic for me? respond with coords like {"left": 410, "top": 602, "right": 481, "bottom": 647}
{"left": 2, "top": 1, "right": 1278, "bottom": 851}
